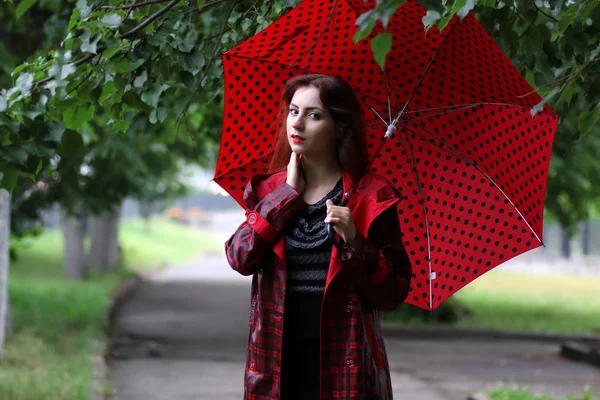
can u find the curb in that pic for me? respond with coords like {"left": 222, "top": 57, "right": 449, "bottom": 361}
{"left": 382, "top": 323, "right": 600, "bottom": 343}
{"left": 561, "top": 341, "right": 600, "bottom": 368}
{"left": 89, "top": 272, "right": 144, "bottom": 400}
{"left": 106, "top": 272, "right": 144, "bottom": 334}
{"left": 89, "top": 339, "right": 106, "bottom": 400}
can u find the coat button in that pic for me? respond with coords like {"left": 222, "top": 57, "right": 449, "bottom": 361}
{"left": 347, "top": 302, "right": 354, "bottom": 313}
{"left": 247, "top": 211, "right": 257, "bottom": 225}
{"left": 249, "top": 360, "right": 256, "bottom": 370}
{"left": 345, "top": 357, "right": 355, "bottom": 367}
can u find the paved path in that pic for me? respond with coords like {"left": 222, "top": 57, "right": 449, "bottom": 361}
{"left": 109, "top": 252, "right": 600, "bottom": 400}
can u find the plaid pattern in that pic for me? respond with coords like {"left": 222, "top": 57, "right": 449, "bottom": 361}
{"left": 225, "top": 171, "right": 412, "bottom": 400}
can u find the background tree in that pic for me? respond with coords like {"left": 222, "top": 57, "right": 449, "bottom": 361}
{"left": 0, "top": 189, "right": 9, "bottom": 356}
{"left": 1, "top": 0, "right": 600, "bottom": 332}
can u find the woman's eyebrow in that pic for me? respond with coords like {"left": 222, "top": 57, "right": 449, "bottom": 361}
{"left": 290, "top": 103, "right": 324, "bottom": 112}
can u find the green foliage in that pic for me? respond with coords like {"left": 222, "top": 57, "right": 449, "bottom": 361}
{"left": 1, "top": 0, "right": 600, "bottom": 232}
{"left": 385, "top": 270, "right": 600, "bottom": 335}
{"left": 489, "top": 386, "right": 596, "bottom": 400}
{"left": 1, "top": 217, "right": 218, "bottom": 398}
{"left": 351, "top": 0, "right": 600, "bottom": 232}
{"left": 1, "top": 0, "right": 298, "bottom": 226}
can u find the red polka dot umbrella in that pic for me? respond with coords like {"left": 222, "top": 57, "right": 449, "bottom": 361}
{"left": 215, "top": 0, "right": 559, "bottom": 311}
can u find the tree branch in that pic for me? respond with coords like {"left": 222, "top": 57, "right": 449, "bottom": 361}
{"left": 178, "top": 0, "right": 234, "bottom": 125}
{"left": 184, "top": 0, "right": 228, "bottom": 15}
{"left": 121, "top": 0, "right": 182, "bottom": 39}
{"left": 531, "top": 0, "right": 559, "bottom": 23}
{"left": 33, "top": 0, "right": 184, "bottom": 89}
{"left": 101, "top": 0, "right": 173, "bottom": 10}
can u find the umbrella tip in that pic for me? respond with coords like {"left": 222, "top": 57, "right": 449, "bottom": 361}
{"left": 385, "top": 124, "right": 397, "bottom": 139}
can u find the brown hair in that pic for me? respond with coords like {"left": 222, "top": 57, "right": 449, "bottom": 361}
{"left": 268, "top": 74, "right": 368, "bottom": 178}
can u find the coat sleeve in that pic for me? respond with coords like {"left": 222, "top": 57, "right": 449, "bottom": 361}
{"left": 225, "top": 181, "right": 306, "bottom": 276}
{"left": 337, "top": 205, "right": 412, "bottom": 311}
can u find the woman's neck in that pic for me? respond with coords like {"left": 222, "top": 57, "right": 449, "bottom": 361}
{"left": 302, "top": 155, "right": 343, "bottom": 189}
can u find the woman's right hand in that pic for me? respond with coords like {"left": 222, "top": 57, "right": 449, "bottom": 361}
{"left": 286, "top": 151, "right": 306, "bottom": 194}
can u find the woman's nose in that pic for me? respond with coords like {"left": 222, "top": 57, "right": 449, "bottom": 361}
{"left": 291, "top": 117, "right": 304, "bottom": 130}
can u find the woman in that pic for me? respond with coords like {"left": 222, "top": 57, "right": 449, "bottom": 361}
{"left": 225, "top": 74, "right": 412, "bottom": 400}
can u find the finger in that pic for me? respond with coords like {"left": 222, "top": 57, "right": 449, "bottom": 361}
{"left": 325, "top": 199, "right": 333, "bottom": 209}
{"left": 324, "top": 216, "right": 341, "bottom": 224}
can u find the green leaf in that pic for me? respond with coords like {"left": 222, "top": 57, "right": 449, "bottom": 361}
{"left": 129, "top": 59, "right": 145, "bottom": 72}
{"left": 436, "top": 11, "right": 455, "bottom": 32}
{"left": 422, "top": 10, "right": 441, "bottom": 31}
{"left": 371, "top": 31, "right": 392, "bottom": 70}
{"left": 0, "top": 93, "right": 6, "bottom": 112}
{"left": 242, "top": 18, "right": 253, "bottom": 32}
{"left": 35, "top": 160, "right": 43, "bottom": 175}
{"left": 141, "top": 83, "right": 163, "bottom": 108}
{"left": 1, "top": 167, "right": 18, "bottom": 192}
{"left": 99, "top": 81, "right": 116, "bottom": 105}
{"left": 80, "top": 30, "right": 101, "bottom": 54}
{"left": 134, "top": 70, "right": 148, "bottom": 88}
{"left": 69, "top": 8, "right": 81, "bottom": 31}
{"left": 63, "top": 104, "right": 95, "bottom": 130}
{"left": 530, "top": 88, "right": 559, "bottom": 117}
{"left": 60, "top": 130, "right": 84, "bottom": 156}
{"left": 76, "top": 0, "right": 92, "bottom": 18}
{"left": 149, "top": 109, "right": 157, "bottom": 124}
{"left": 353, "top": 19, "right": 375, "bottom": 44}
{"left": 578, "top": 108, "right": 600, "bottom": 136}
{"left": 122, "top": 92, "right": 146, "bottom": 112}
{"left": 100, "top": 14, "right": 122, "bottom": 28}
{"left": 104, "top": 38, "right": 121, "bottom": 59}
{"left": 157, "top": 106, "right": 167, "bottom": 123}
{"left": 47, "top": 123, "right": 65, "bottom": 142}
{"left": 557, "top": 81, "right": 576, "bottom": 106}
{"left": 114, "top": 119, "right": 130, "bottom": 133}
{"left": 16, "top": 73, "right": 34, "bottom": 94}
{"left": 16, "top": 0, "right": 37, "bottom": 21}
{"left": 4, "top": 147, "right": 28, "bottom": 164}
{"left": 455, "top": 0, "right": 475, "bottom": 21}
{"left": 11, "top": 63, "right": 29, "bottom": 77}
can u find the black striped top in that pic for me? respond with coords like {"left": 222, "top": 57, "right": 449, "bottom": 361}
{"left": 283, "top": 178, "right": 343, "bottom": 339}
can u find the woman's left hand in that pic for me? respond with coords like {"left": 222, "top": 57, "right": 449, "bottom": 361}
{"left": 325, "top": 199, "right": 357, "bottom": 244}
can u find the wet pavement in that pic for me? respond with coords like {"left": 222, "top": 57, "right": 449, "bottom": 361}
{"left": 108, "top": 251, "right": 600, "bottom": 400}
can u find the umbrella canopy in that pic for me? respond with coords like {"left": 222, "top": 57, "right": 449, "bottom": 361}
{"left": 215, "top": 0, "right": 559, "bottom": 310}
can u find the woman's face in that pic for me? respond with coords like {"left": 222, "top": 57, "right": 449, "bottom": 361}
{"left": 286, "top": 86, "right": 336, "bottom": 158}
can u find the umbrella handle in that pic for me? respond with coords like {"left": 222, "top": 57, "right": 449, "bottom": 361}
{"left": 327, "top": 197, "right": 349, "bottom": 249}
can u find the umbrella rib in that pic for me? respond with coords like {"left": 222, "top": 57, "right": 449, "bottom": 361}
{"left": 214, "top": 152, "right": 274, "bottom": 181}
{"left": 403, "top": 102, "right": 554, "bottom": 122}
{"left": 289, "top": 0, "right": 339, "bottom": 69}
{"left": 398, "top": 129, "right": 434, "bottom": 311}
{"left": 397, "top": 18, "right": 459, "bottom": 119}
{"left": 368, "top": 106, "right": 389, "bottom": 126}
{"left": 403, "top": 125, "right": 471, "bottom": 161}
{"left": 378, "top": 68, "right": 398, "bottom": 125}
{"left": 405, "top": 124, "right": 544, "bottom": 246}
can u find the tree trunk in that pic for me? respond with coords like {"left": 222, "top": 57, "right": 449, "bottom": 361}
{"left": 582, "top": 220, "right": 590, "bottom": 256}
{"left": 89, "top": 204, "right": 122, "bottom": 273}
{"left": 0, "top": 189, "right": 11, "bottom": 356}
{"left": 61, "top": 207, "right": 87, "bottom": 279}
{"left": 560, "top": 226, "right": 571, "bottom": 259}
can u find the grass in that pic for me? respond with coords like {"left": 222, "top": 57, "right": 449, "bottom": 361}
{"left": 0, "top": 217, "right": 219, "bottom": 400}
{"left": 384, "top": 269, "right": 600, "bottom": 335}
{"left": 489, "top": 386, "right": 596, "bottom": 400}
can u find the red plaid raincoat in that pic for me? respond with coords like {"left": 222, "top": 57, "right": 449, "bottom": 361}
{"left": 225, "top": 170, "right": 412, "bottom": 399}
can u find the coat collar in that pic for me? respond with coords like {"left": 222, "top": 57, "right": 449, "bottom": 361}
{"left": 244, "top": 169, "right": 400, "bottom": 262}
{"left": 244, "top": 168, "right": 401, "bottom": 294}
{"left": 244, "top": 169, "right": 397, "bottom": 210}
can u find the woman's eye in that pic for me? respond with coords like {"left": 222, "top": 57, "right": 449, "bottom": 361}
{"left": 309, "top": 113, "right": 320, "bottom": 120}
{"left": 290, "top": 109, "right": 298, "bottom": 115}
